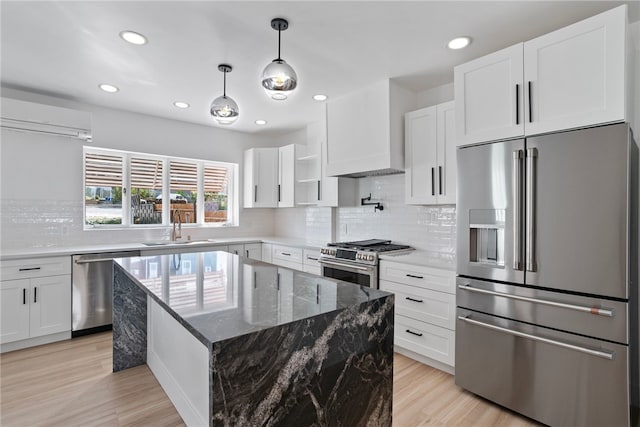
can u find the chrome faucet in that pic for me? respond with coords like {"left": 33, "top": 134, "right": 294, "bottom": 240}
{"left": 171, "top": 209, "right": 182, "bottom": 241}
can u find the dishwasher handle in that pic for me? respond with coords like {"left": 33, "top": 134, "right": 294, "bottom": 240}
{"left": 75, "top": 258, "right": 117, "bottom": 264}
{"left": 74, "top": 251, "right": 141, "bottom": 264}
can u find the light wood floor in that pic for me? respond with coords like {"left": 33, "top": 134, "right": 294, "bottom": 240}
{"left": 0, "top": 333, "right": 540, "bottom": 426}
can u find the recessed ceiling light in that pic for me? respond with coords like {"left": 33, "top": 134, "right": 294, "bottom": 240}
{"left": 99, "top": 84, "right": 119, "bottom": 93}
{"left": 120, "top": 30, "right": 147, "bottom": 45}
{"left": 448, "top": 36, "right": 471, "bottom": 50}
{"left": 173, "top": 101, "right": 190, "bottom": 109}
{"left": 255, "top": 120, "right": 268, "bottom": 125}
{"left": 313, "top": 94, "right": 328, "bottom": 101}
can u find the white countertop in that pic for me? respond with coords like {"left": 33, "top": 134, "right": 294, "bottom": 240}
{"left": 379, "top": 250, "right": 456, "bottom": 271}
{"left": 0, "top": 236, "right": 327, "bottom": 260}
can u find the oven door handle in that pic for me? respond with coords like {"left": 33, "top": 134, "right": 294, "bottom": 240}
{"left": 318, "top": 259, "right": 373, "bottom": 272}
{"left": 458, "top": 316, "right": 614, "bottom": 360}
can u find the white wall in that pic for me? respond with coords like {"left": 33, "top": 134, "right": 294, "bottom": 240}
{"left": 415, "top": 83, "right": 454, "bottom": 109}
{"left": 0, "top": 87, "right": 279, "bottom": 251}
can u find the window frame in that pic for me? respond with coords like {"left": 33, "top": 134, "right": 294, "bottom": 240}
{"left": 83, "top": 147, "right": 238, "bottom": 230}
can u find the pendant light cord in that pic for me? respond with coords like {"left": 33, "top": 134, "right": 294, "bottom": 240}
{"left": 277, "top": 28, "right": 282, "bottom": 60}
{"left": 223, "top": 69, "right": 227, "bottom": 97}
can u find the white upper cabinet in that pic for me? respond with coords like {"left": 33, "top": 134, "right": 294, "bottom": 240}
{"left": 244, "top": 148, "right": 278, "bottom": 208}
{"left": 405, "top": 101, "right": 456, "bottom": 205}
{"left": 523, "top": 5, "right": 627, "bottom": 135}
{"left": 278, "top": 144, "right": 297, "bottom": 208}
{"left": 405, "top": 105, "right": 437, "bottom": 204}
{"left": 326, "top": 79, "right": 415, "bottom": 177}
{"left": 302, "top": 110, "right": 357, "bottom": 207}
{"left": 455, "top": 43, "right": 524, "bottom": 146}
{"left": 437, "top": 101, "right": 456, "bottom": 205}
{"left": 455, "top": 5, "right": 629, "bottom": 146}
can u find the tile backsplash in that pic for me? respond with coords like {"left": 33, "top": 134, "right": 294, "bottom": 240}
{"left": 1, "top": 198, "right": 275, "bottom": 251}
{"left": 337, "top": 175, "right": 456, "bottom": 264}
{"left": 274, "top": 174, "right": 456, "bottom": 265}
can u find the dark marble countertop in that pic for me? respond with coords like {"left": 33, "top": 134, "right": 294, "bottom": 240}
{"left": 114, "top": 251, "right": 391, "bottom": 347}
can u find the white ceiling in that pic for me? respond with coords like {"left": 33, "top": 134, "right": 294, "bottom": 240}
{"left": 1, "top": 1, "right": 638, "bottom": 135}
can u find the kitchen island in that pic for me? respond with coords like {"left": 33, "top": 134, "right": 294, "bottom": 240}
{"left": 113, "top": 251, "right": 394, "bottom": 426}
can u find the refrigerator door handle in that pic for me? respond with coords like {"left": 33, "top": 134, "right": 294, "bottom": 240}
{"left": 458, "top": 284, "right": 614, "bottom": 317}
{"left": 513, "top": 150, "right": 523, "bottom": 270}
{"left": 458, "top": 315, "right": 614, "bottom": 360}
{"left": 526, "top": 147, "right": 537, "bottom": 272}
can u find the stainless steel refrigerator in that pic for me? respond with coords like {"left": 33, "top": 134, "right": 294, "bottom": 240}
{"left": 455, "top": 123, "right": 638, "bottom": 426}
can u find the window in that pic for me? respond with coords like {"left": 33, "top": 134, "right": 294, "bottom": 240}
{"left": 84, "top": 148, "right": 237, "bottom": 228}
{"left": 84, "top": 152, "right": 123, "bottom": 225}
{"left": 131, "top": 156, "right": 163, "bottom": 225}
{"left": 204, "top": 164, "right": 229, "bottom": 223}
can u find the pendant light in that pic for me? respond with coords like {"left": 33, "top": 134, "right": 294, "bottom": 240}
{"left": 210, "top": 64, "right": 239, "bottom": 125}
{"left": 261, "top": 18, "right": 297, "bottom": 100}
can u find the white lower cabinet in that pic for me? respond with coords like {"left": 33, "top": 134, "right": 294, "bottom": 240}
{"left": 0, "top": 256, "right": 71, "bottom": 350}
{"left": 1, "top": 279, "right": 30, "bottom": 343}
{"left": 302, "top": 249, "right": 321, "bottom": 276}
{"left": 226, "top": 243, "right": 261, "bottom": 261}
{"left": 379, "top": 260, "right": 456, "bottom": 370}
{"left": 271, "top": 245, "right": 303, "bottom": 271}
{"left": 244, "top": 243, "right": 262, "bottom": 261}
{"left": 261, "top": 243, "right": 273, "bottom": 264}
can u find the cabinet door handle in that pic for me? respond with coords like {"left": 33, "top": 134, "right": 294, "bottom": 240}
{"left": 528, "top": 81, "right": 533, "bottom": 123}
{"left": 246, "top": 250, "right": 249, "bottom": 258}
{"left": 33, "top": 287, "right": 37, "bottom": 303}
{"left": 438, "top": 166, "right": 443, "bottom": 195}
{"left": 277, "top": 272, "right": 280, "bottom": 290}
{"left": 317, "top": 180, "right": 321, "bottom": 201}
{"left": 307, "top": 257, "right": 319, "bottom": 261}
{"left": 515, "top": 83, "right": 520, "bottom": 125}
{"left": 23, "top": 288, "right": 27, "bottom": 305}
{"left": 316, "top": 283, "right": 320, "bottom": 304}
{"left": 254, "top": 271, "right": 257, "bottom": 289}
{"left": 234, "top": 250, "right": 238, "bottom": 255}
{"left": 406, "top": 274, "right": 424, "bottom": 279}
{"left": 281, "top": 252, "right": 291, "bottom": 256}
{"left": 254, "top": 185, "right": 258, "bottom": 203}
{"left": 19, "top": 267, "right": 41, "bottom": 272}
{"left": 278, "top": 184, "right": 281, "bottom": 202}
{"left": 431, "top": 168, "right": 435, "bottom": 196}
{"left": 405, "top": 297, "right": 424, "bottom": 303}
{"left": 406, "top": 329, "right": 423, "bottom": 337}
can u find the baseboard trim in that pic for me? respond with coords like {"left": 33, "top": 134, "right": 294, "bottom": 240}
{"left": 395, "top": 345, "right": 455, "bottom": 375}
{"left": 1, "top": 331, "right": 71, "bottom": 353}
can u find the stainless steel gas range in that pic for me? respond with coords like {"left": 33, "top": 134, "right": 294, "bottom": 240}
{"left": 319, "top": 239, "right": 414, "bottom": 288}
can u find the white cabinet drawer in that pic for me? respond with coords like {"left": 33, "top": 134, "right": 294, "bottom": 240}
{"left": 272, "top": 245, "right": 303, "bottom": 265}
{"left": 303, "top": 249, "right": 321, "bottom": 268}
{"left": 1, "top": 256, "right": 71, "bottom": 280}
{"left": 394, "top": 314, "right": 455, "bottom": 367}
{"left": 379, "top": 260, "right": 455, "bottom": 294}
{"left": 380, "top": 280, "right": 456, "bottom": 330}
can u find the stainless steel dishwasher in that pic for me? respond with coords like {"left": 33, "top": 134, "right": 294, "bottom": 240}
{"left": 72, "top": 251, "right": 140, "bottom": 337}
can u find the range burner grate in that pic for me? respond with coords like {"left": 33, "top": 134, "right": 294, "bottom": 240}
{"left": 328, "top": 239, "right": 411, "bottom": 252}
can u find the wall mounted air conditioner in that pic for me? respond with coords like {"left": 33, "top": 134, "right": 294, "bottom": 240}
{"left": 1, "top": 97, "right": 92, "bottom": 142}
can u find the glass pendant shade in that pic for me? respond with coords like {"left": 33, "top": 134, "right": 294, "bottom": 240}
{"left": 262, "top": 18, "right": 297, "bottom": 100}
{"left": 211, "top": 64, "right": 239, "bottom": 125}
{"left": 210, "top": 95, "right": 239, "bottom": 125}
{"left": 261, "top": 59, "right": 297, "bottom": 100}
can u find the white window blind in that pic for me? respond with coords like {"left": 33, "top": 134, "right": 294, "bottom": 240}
{"left": 85, "top": 152, "right": 123, "bottom": 187}
{"left": 204, "top": 164, "right": 228, "bottom": 193}
{"left": 170, "top": 161, "right": 198, "bottom": 191}
{"left": 131, "top": 157, "right": 163, "bottom": 189}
